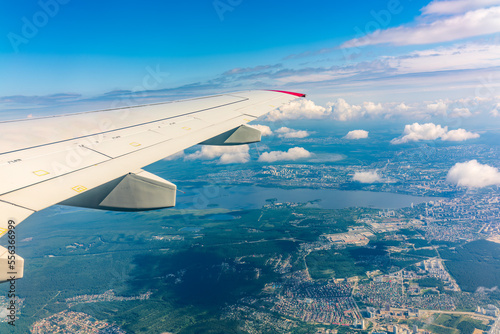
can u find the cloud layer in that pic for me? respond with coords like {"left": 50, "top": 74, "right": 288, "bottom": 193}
{"left": 446, "top": 160, "right": 500, "bottom": 187}
{"left": 258, "top": 147, "right": 312, "bottom": 162}
{"left": 391, "top": 123, "right": 479, "bottom": 144}
{"left": 266, "top": 99, "right": 330, "bottom": 121}
{"left": 264, "top": 95, "right": 500, "bottom": 123}
{"left": 342, "top": 5, "right": 500, "bottom": 48}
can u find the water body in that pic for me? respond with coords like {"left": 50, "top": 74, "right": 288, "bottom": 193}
{"left": 176, "top": 185, "right": 439, "bottom": 210}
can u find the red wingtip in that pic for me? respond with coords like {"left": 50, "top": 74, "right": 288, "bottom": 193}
{"left": 267, "top": 90, "right": 306, "bottom": 98}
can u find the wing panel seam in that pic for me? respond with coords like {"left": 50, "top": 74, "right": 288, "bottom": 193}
{"left": 0, "top": 98, "right": 249, "bottom": 156}
{"left": 0, "top": 199, "right": 36, "bottom": 213}
{"left": 0, "top": 113, "right": 250, "bottom": 197}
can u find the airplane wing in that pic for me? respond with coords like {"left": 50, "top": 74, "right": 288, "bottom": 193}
{"left": 0, "top": 89, "right": 305, "bottom": 281}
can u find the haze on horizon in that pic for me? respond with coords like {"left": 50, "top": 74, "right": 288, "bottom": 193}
{"left": 0, "top": 0, "right": 499, "bottom": 127}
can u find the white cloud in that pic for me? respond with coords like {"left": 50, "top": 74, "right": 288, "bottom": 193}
{"left": 476, "top": 286, "right": 499, "bottom": 294}
{"left": 266, "top": 96, "right": 498, "bottom": 123}
{"left": 185, "top": 145, "right": 250, "bottom": 164}
{"left": 449, "top": 107, "right": 472, "bottom": 118}
{"left": 342, "top": 6, "right": 500, "bottom": 47}
{"left": 273, "top": 95, "right": 500, "bottom": 122}
{"left": 353, "top": 171, "right": 383, "bottom": 183}
{"left": 258, "top": 147, "right": 312, "bottom": 163}
{"left": 328, "top": 99, "right": 418, "bottom": 121}
{"left": 395, "top": 103, "right": 411, "bottom": 112}
{"left": 446, "top": 160, "right": 500, "bottom": 187}
{"left": 426, "top": 100, "right": 448, "bottom": 116}
{"left": 266, "top": 98, "right": 385, "bottom": 122}
{"left": 163, "top": 150, "right": 185, "bottom": 161}
{"left": 344, "top": 130, "right": 369, "bottom": 139}
{"left": 266, "top": 99, "right": 330, "bottom": 121}
{"left": 391, "top": 123, "right": 479, "bottom": 144}
{"left": 441, "top": 128, "right": 480, "bottom": 141}
{"left": 491, "top": 103, "right": 500, "bottom": 117}
{"left": 328, "top": 98, "right": 363, "bottom": 121}
{"left": 275, "top": 127, "right": 310, "bottom": 138}
{"left": 249, "top": 124, "right": 273, "bottom": 136}
{"left": 219, "top": 150, "right": 250, "bottom": 164}
{"left": 362, "top": 102, "right": 383, "bottom": 115}
{"left": 391, "top": 123, "right": 447, "bottom": 144}
{"left": 422, "top": 0, "right": 500, "bottom": 15}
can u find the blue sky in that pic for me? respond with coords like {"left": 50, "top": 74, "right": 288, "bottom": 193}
{"left": 1, "top": 0, "right": 500, "bottom": 124}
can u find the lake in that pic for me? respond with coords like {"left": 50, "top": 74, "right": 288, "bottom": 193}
{"left": 176, "top": 185, "right": 439, "bottom": 210}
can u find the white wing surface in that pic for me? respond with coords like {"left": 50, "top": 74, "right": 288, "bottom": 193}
{"left": 0, "top": 89, "right": 305, "bottom": 281}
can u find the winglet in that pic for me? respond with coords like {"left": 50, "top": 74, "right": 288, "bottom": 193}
{"left": 266, "top": 90, "right": 306, "bottom": 98}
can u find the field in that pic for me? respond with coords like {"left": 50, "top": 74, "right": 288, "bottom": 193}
{"left": 0, "top": 203, "right": 371, "bottom": 333}
{"left": 1, "top": 185, "right": 495, "bottom": 333}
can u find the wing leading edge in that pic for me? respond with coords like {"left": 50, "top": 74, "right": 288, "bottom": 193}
{"left": 0, "top": 89, "right": 306, "bottom": 281}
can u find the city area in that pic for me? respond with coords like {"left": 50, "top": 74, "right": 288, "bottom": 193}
{"left": 1, "top": 133, "right": 499, "bottom": 334}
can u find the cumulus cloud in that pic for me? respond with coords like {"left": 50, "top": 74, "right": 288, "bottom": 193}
{"left": 266, "top": 99, "right": 330, "bottom": 121}
{"left": 185, "top": 145, "right": 250, "bottom": 164}
{"left": 265, "top": 98, "right": 386, "bottom": 122}
{"left": 395, "top": 103, "right": 411, "bottom": 112}
{"left": 249, "top": 124, "right": 273, "bottom": 136}
{"left": 328, "top": 98, "right": 363, "bottom": 121}
{"left": 353, "top": 171, "right": 383, "bottom": 183}
{"left": 328, "top": 99, "right": 397, "bottom": 121}
{"left": 446, "top": 160, "right": 500, "bottom": 187}
{"left": 275, "top": 127, "right": 310, "bottom": 138}
{"left": 391, "top": 123, "right": 447, "bottom": 144}
{"left": 391, "top": 123, "right": 479, "bottom": 144}
{"left": 263, "top": 96, "right": 497, "bottom": 123}
{"left": 363, "top": 102, "right": 384, "bottom": 115}
{"left": 449, "top": 107, "right": 472, "bottom": 118}
{"left": 163, "top": 150, "right": 185, "bottom": 161}
{"left": 344, "top": 130, "right": 369, "bottom": 139}
{"left": 426, "top": 100, "right": 448, "bottom": 116}
{"left": 258, "top": 147, "right": 312, "bottom": 162}
{"left": 341, "top": 6, "right": 500, "bottom": 47}
{"left": 441, "top": 128, "right": 480, "bottom": 141}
